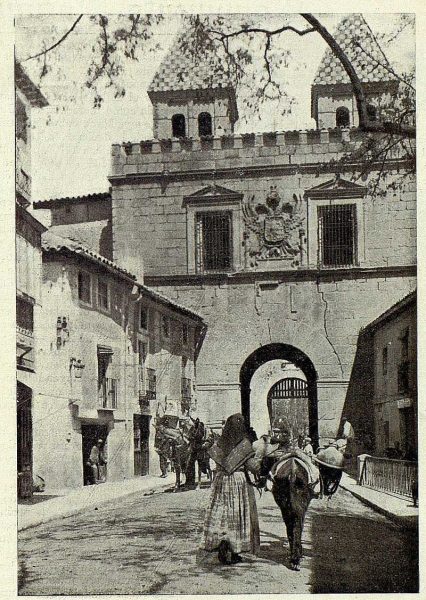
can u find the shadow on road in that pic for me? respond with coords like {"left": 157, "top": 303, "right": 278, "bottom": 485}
{"left": 309, "top": 512, "right": 419, "bottom": 593}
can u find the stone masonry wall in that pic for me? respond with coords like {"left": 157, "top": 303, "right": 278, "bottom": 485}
{"left": 110, "top": 127, "right": 416, "bottom": 280}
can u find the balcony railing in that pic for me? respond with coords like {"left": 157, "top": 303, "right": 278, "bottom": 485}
{"left": 139, "top": 368, "right": 156, "bottom": 408}
{"left": 98, "top": 378, "right": 118, "bottom": 409}
{"left": 181, "top": 377, "right": 192, "bottom": 413}
{"left": 359, "top": 455, "right": 417, "bottom": 498}
{"left": 16, "top": 325, "right": 34, "bottom": 370}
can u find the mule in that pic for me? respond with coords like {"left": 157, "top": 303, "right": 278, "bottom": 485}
{"left": 262, "top": 454, "right": 315, "bottom": 570}
{"left": 157, "top": 421, "right": 214, "bottom": 491}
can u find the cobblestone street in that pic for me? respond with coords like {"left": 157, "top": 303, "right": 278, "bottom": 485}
{"left": 18, "top": 483, "right": 418, "bottom": 595}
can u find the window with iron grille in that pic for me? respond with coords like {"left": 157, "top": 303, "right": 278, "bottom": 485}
{"left": 195, "top": 211, "right": 232, "bottom": 272}
{"left": 97, "top": 347, "right": 118, "bottom": 409}
{"left": 318, "top": 204, "right": 357, "bottom": 267}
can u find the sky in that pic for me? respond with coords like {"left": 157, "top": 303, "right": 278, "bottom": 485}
{"left": 15, "top": 13, "right": 415, "bottom": 201}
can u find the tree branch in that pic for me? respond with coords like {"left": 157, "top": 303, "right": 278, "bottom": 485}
{"left": 209, "top": 24, "right": 316, "bottom": 41}
{"left": 24, "top": 15, "right": 84, "bottom": 62}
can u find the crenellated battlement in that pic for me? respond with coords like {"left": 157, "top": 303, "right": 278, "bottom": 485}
{"left": 110, "top": 127, "right": 370, "bottom": 178}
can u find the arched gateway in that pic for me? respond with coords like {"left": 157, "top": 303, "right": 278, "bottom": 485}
{"left": 240, "top": 344, "right": 319, "bottom": 446}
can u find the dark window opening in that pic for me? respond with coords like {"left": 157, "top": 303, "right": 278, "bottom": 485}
{"left": 140, "top": 306, "right": 148, "bottom": 330}
{"left": 97, "top": 280, "right": 109, "bottom": 311}
{"left": 198, "top": 112, "right": 212, "bottom": 136}
{"left": 382, "top": 346, "right": 388, "bottom": 379}
{"left": 162, "top": 315, "right": 170, "bottom": 338}
{"left": 16, "top": 97, "right": 28, "bottom": 143}
{"left": 336, "top": 106, "right": 350, "bottom": 128}
{"left": 17, "top": 297, "right": 34, "bottom": 332}
{"left": 78, "top": 271, "right": 91, "bottom": 304}
{"left": 172, "top": 114, "right": 186, "bottom": 138}
{"left": 318, "top": 204, "right": 357, "bottom": 267}
{"left": 398, "top": 328, "right": 410, "bottom": 395}
{"left": 182, "top": 323, "right": 189, "bottom": 345}
{"left": 367, "top": 103, "right": 378, "bottom": 121}
{"left": 195, "top": 211, "right": 232, "bottom": 272}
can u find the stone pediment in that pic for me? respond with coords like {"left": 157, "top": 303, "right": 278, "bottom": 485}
{"left": 305, "top": 177, "right": 367, "bottom": 199}
{"left": 183, "top": 184, "right": 243, "bottom": 205}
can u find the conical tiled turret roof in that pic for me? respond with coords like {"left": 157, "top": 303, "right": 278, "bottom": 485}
{"left": 148, "top": 28, "right": 232, "bottom": 94}
{"left": 313, "top": 14, "right": 395, "bottom": 86}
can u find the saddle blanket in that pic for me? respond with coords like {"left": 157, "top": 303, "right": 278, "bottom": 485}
{"left": 268, "top": 454, "right": 321, "bottom": 495}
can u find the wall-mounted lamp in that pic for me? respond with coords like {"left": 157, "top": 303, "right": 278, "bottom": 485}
{"left": 66, "top": 432, "right": 72, "bottom": 443}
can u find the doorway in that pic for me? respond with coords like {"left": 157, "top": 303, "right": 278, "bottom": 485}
{"left": 134, "top": 415, "right": 150, "bottom": 476}
{"left": 267, "top": 377, "right": 309, "bottom": 441}
{"left": 17, "top": 382, "right": 33, "bottom": 498}
{"left": 81, "top": 423, "right": 109, "bottom": 485}
{"left": 240, "top": 343, "right": 319, "bottom": 446}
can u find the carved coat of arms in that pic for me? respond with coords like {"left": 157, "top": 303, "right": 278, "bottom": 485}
{"left": 242, "top": 186, "right": 305, "bottom": 267}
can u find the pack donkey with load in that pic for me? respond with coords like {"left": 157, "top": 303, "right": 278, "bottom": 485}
{"left": 154, "top": 415, "right": 216, "bottom": 490}
{"left": 249, "top": 423, "right": 345, "bottom": 570}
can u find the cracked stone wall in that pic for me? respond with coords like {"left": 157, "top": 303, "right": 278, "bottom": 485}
{"left": 110, "top": 135, "right": 416, "bottom": 441}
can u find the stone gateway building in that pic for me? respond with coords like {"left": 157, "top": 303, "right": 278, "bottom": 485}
{"left": 107, "top": 15, "right": 416, "bottom": 449}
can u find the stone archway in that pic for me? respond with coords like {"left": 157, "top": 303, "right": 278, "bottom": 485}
{"left": 240, "top": 343, "right": 319, "bottom": 446}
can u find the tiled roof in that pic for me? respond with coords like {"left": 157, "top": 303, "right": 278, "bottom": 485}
{"left": 34, "top": 192, "right": 111, "bottom": 209}
{"left": 362, "top": 290, "right": 416, "bottom": 333}
{"left": 42, "top": 231, "right": 206, "bottom": 323}
{"left": 42, "top": 230, "right": 136, "bottom": 280}
{"left": 148, "top": 28, "right": 231, "bottom": 94}
{"left": 313, "top": 14, "right": 395, "bottom": 86}
{"left": 15, "top": 62, "right": 48, "bottom": 107}
{"left": 138, "top": 284, "right": 205, "bottom": 323}
{"left": 48, "top": 221, "right": 111, "bottom": 258}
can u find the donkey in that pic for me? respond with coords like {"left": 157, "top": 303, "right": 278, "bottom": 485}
{"left": 262, "top": 453, "right": 316, "bottom": 570}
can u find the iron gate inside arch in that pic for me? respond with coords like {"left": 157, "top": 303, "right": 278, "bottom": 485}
{"left": 267, "top": 377, "right": 309, "bottom": 440}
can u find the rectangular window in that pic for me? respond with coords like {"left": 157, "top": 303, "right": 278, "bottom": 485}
{"left": 182, "top": 323, "right": 189, "bottom": 345}
{"left": 97, "top": 279, "right": 109, "bottom": 311}
{"left": 195, "top": 211, "right": 232, "bottom": 272}
{"left": 138, "top": 341, "right": 147, "bottom": 390}
{"left": 17, "top": 297, "right": 34, "bottom": 332}
{"left": 140, "top": 306, "right": 148, "bottom": 330}
{"left": 16, "top": 97, "right": 28, "bottom": 143}
{"left": 318, "top": 204, "right": 357, "bottom": 267}
{"left": 97, "top": 347, "right": 118, "bottom": 409}
{"left": 398, "top": 328, "right": 410, "bottom": 395}
{"left": 382, "top": 346, "right": 388, "bottom": 379}
{"left": 78, "top": 271, "right": 91, "bottom": 304}
{"left": 161, "top": 315, "right": 170, "bottom": 338}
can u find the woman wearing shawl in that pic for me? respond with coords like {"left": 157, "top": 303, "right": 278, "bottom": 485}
{"left": 202, "top": 413, "right": 260, "bottom": 565}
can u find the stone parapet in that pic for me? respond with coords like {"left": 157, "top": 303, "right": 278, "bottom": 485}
{"left": 110, "top": 127, "right": 366, "bottom": 176}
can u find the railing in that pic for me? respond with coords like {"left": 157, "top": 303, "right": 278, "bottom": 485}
{"left": 181, "top": 377, "right": 192, "bottom": 412}
{"left": 98, "top": 378, "right": 118, "bottom": 409}
{"left": 359, "top": 455, "right": 417, "bottom": 498}
{"left": 16, "top": 325, "right": 34, "bottom": 369}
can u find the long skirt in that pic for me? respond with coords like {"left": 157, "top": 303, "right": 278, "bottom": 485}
{"left": 203, "top": 470, "right": 260, "bottom": 555}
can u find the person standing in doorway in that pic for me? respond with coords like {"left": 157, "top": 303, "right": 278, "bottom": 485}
{"left": 87, "top": 439, "right": 106, "bottom": 484}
